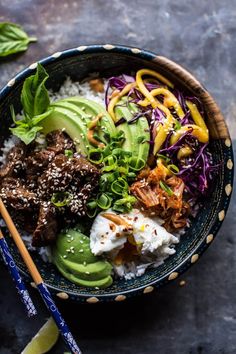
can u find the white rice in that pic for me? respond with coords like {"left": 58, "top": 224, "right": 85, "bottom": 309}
{"left": 49, "top": 76, "right": 106, "bottom": 106}
{"left": 0, "top": 77, "right": 184, "bottom": 280}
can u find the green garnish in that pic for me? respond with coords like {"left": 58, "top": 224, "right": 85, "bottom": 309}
{"left": 137, "top": 135, "right": 146, "bottom": 144}
{"left": 86, "top": 131, "right": 141, "bottom": 215}
{"left": 159, "top": 181, "right": 173, "bottom": 196}
{"left": 113, "top": 194, "right": 137, "bottom": 213}
{"left": 174, "top": 120, "right": 182, "bottom": 131}
{"left": 0, "top": 22, "right": 37, "bottom": 57}
{"left": 129, "top": 157, "right": 146, "bottom": 171}
{"left": 64, "top": 150, "right": 73, "bottom": 158}
{"left": 88, "top": 148, "right": 104, "bottom": 164}
{"left": 10, "top": 63, "right": 51, "bottom": 145}
{"left": 96, "top": 193, "right": 112, "bottom": 209}
{"left": 111, "top": 178, "right": 129, "bottom": 195}
{"left": 51, "top": 192, "right": 72, "bottom": 207}
{"left": 167, "top": 164, "right": 179, "bottom": 174}
{"left": 156, "top": 153, "right": 171, "bottom": 163}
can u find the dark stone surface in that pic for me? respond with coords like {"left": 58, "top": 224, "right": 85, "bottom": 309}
{"left": 0, "top": 1, "right": 235, "bottom": 353}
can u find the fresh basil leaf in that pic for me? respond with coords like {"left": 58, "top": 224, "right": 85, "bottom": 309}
{"left": 21, "top": 63, "right": 50, "bottom": 118}
{"left": 0, "top": 22, "right": 37, "bottom": 57}
{"left": 31, "top": 109, "right": 52, "bottom": 126}
{"left": 10, "top": 125, "right": 42, "bottom": 145}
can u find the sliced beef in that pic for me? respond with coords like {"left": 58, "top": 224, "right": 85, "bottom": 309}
{"left": 32, "top": 202, "right": 58, "bottom": 247}
{"left": 0, "top": 177, "right": 37, "bottom": 210}
{"left": 46, "top": 130, "right": 75, "bottom": 155}
{"left": 25, "top": 149, "right": 56, "bottom": 189}
{"left": 37, "top": 154, "right": 74, "bottom": 196}
{"left": 0, "top": 130, "right": 100, "bottom": 247}
{"left": 38, "top": 154, "right": 100, "bottom": 204}
{"left": 0, "top": 143, "right": 27, "bottom": 181}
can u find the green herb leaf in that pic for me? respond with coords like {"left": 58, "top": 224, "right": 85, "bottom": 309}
{"left": 10, "top": 125, "right": 42, "bottom": 145}
{"left": 10, "top": 64, "right": 52, "bottom": 144}
{"left": 51, "top": 192, "right": 72, "bottom": 207}
{"left": 21, "top": 63, "right": 50, "bottom": 118}
{"left": 159, "top": 180, "right": 173, "bottom": 196}
{"left": 31, "top": 110, "right": 52, "bottom": 126}
{"left": 0, "top": 22, "right": 37, "bottom": 57}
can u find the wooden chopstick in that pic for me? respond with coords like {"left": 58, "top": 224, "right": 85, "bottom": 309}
{"left": 0, "top": 199, "right": 81, "bottom": 354}
{"left": 0, "top": 228, "right": 37, "bottom": 317}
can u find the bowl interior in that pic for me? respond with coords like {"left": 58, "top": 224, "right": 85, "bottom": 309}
{"left": 0, "top": 48, "right": 233, "bottom": 301}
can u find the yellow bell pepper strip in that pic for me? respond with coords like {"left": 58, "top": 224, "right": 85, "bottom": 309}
{"left": 170, "top": 124, "right": 209, "bottom": 146}
{"left": 186, "top": 100, "right": 208, "bottom": 131}
{"left": 138, "top": 88, "right": 185, "bottom": 118}
{"left": 177, "top": 145, "right": 193, "bottom": 160}
{"left": 107, "top": 82, "right": 136, "bottom": 121}
{"left": 136, "top": 69, "right": 174, "bottom": 106}
{"left": 153, "top": 112, "right": 176, "bottom": 154}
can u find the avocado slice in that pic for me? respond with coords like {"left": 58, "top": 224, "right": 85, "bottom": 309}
{"left": 52, "top": 228, "right": 113, "bottom": 289}
{"left": 42, "top": 97, "right": 116, "bottom": 155}
{"left": 41, "top": 106, "right": 89, "bottom": 154}
{"left": 114, "top": 97, "right": 150, "bottom": 163}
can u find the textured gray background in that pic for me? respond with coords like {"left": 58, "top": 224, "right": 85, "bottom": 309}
{"left": 0, "top": 1, "right": 235, "bottom": 353}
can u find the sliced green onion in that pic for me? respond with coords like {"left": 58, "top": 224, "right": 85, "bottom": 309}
{"left": 112, "top": 195, "right": 137, "bottom": 213}
{"left": 156, "top": 153, "right": 170, "bottom": 163}
{"left": 137, "top": 135, "right": 146, "bottom": 144}
{"left": 86, "top": 200, "right": 98, "bottom": 218}
{"left": 103, "top": 155, "right": 117, "bottom": 166}
{"left": 167, "top": 164, "right": 179, "bottom": 174}
{"left": 101, "top": 164, "right": 117, "bottom": 172}
{"left": 64, "top": 149, "right": 73, "bottom": 158}
{"left": 159, "top": 180, "right": 173, "bottom": 196}
{"left": 99, "top": 173, "right": 115, "bottom": 191}
{"left": 129, "top": 157, "right": 145, "bottom": 171}
{"left": 97, "top": 193, "right": 112, "bottom": 210}
{"left": 118, "top": 166, "right": 129, "bottom": 175}
{"left": 111, "top": 178, "right": 129, "bottom": 195}
{"left": 51, "top": 192, "right": 72, "bottom": 207}
{"left": 86, "top": 200, "right": 97, "bottom": 210}
{"left": 127, "top": 172, "right": 136, "bottom": 179}
{"left": 88, "top": 148, "right": 104, "bottom": 164}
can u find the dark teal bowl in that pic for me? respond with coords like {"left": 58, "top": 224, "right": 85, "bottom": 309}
{"left": 0, "top": 45, "right": 234, "bottom": 303}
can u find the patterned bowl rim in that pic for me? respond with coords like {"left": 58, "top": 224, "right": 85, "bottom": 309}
{"left": 0, "top": 44, "right": 234, "bottom": 302}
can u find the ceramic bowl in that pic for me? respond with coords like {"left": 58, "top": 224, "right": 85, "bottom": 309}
{"left": 0, "top": 45, "right": 234, "bottom": 303}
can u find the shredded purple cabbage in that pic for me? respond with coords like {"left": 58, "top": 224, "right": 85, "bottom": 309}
{"left": 105, "top": 73, "right": 219, "bottom": 200}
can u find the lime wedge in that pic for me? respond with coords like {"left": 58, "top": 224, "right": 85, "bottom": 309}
{"left": 21, "top": 317, "right": 59, "bottom": 354}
